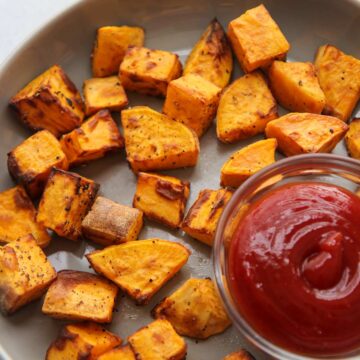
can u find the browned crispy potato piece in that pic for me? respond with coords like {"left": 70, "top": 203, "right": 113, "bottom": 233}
{"left": 120, "top": 47, "right": 182, "bottom": 96}
{"left": 7, "top": 130, "right": 68, "bottom": 198}
{"left": 92, "top": 26, "right": 145, "bottom": 77}
{"left": 83, "top": 76, "right": 128, "bottom": 116}
{"left": 181, "top": 188, "right": 233, "bottom": 246}
{"left": 223, "top": 350, "right": 255, "bottom": 360}
{"left": 82, "top": 196, "right": 143, "bottom": 246}
{"left": 268, "top": 61, "right": 326, "bottom": 113}
{"left": 315, "top": 45, "right": 360, "bottom": 121}
{"left": 163, "top": 74, "right": 221, "bottom": 137}
{"left": 346, "top": 118, "right": 360, "bottom": 159}
{"left": 60, "top": 110, "right": 124, "bottom": 167}
{"left": 98, "top": 345, "right": 135, "bottom": 360}
{"left": 37, "top": 168, "right": 99, "bottom": 240}
{"left": 0, "top": 186, "right": 50, "bottom": 247}
{"left": 46, "top": 322, "right": 122, "bottom": 360}
{"left": 0, "top": 235, "right": 56, "bottom": 314}
{"left": 42, "top": 270, "right": 118, "bottom": 323}
{"left": 184, "top": 18, "right": 233, "bottom": 89}
{"left": 153, "top": 278, "right": 231, "bottom": 339}
{"left": 128, "top": 319, "right": 187, "bottom": 360}
{"left": 228, "top": 4, "right": 290, "bottom": 73}
{"left": 265, "top": 113, "right": 348, "bottom": 156}
{"left": 217, "top": 71, "right": 278, "bottom": 143}
{"left": 133, "top": 172, "right": 190, "bottom": 229}
{"left": 86, "top": 239, "right": 190, "bottom": 305}
{"left": 122, "top": 106, "right": 199, "bottom": 172}
{"left": 10, "top": 65, "right": 84, "bottom": 137}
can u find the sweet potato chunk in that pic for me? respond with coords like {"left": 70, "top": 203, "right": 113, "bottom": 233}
{"left": 268, "top": 61, "right": 326, "bottom": 113}
{"left": 181, "top": 188, "right": 232, "bottom": 246}
{"left": 128, "top": 319, "right": 187, "bottom": 360}
{"left": 82, "top": 196, "right": 143, "bottom": 246}
{"left": 163, "top": 74, "right": 221, "bottom": 137}
{"left": 86, "top": 239, "right": 190, "bottom": 305}
{"left": 133, "top": 172, "right": 190, "bottom": 229}
{"left": 122, "top": 106, "right": 199, "bottom": 172}
{"left": 10, "top": 65, "right": 84, "bottom": 137}
{"left": 153, "top": 278, "right": 231, "bottom": 339}
{"left": 345, "top": 118, "right": 360, "bottom": 159}
{"left": 98, "top": 345, "right": 135, "bottom": 360}
{"left": 60, "top": 110, "right": 124, "bottom": 167}
{"left": 83, "top": 76, "right": 128, "bottom": 116}
{"left": 92, "top": 26, "right": 145, "bottom": 77}
{"left": 120, "top": 47, "right": 182, "bottom": 96}
{"left": 315, "top": 45, "right": 360, "bottom": 121}
{"left": 184, "top": 18, "right": 233, "bottom": 89}
{"left": 265, "top": 113, "right": 348, "bottom": 156}
{"left": 223, "top": 350, "right": 255, "bottom": 360}
{"left": 217, "top": 71, "right": 278, "bottom": 143}
{"left": 42, "top": 270, "right": 118, "bottom": 323}
{"left": 228, "top": 4, "right": 290, "bottom": 73}
{"left": 221, "top": 139, "right": 277, "bottom": 188}
{"left": 37, "top": 168, "right": 99, "bottom": 240}
{"left": 0, "top": 186, "right": 50, "bottom": 247}
{"left": 8, "top": 130, "right": 68, "bottom": 198}
{"left": 0, "top": 235, "right": 56, "bottom": 314}
{"left": 46, "top": 322, "right": 122, "bottom": 360}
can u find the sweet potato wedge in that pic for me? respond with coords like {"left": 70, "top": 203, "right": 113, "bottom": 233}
{"left": 98, "top": 345, "right": 135, "bottom": 360}
{"left": 223, "top": 350, "right": 255, "bottom": 360}
{"left": 345, "top": 118, "right": 360, "bottom": 159}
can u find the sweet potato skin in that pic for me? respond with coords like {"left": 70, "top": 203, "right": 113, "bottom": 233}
{"left": 345, "top": 118, "right": 360, "bottom": 159}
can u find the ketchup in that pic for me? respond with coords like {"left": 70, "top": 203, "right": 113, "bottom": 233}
{"left": 229, "top": 182, "right": 360, "bottom": 356}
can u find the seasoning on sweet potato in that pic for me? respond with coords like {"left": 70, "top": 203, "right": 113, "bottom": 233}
{"left": 184, "top": 18, "right": 233, "bottom": 89}
{"left": 345, "top": 118, "right": 360, "bottom": 159}
{"left": 86, "top": 239, "right": 190, "bottom": 305}
{"left": 265, "top": 113, "right": 348, "bottom": 156}
{"left": 9, "top": 65, "right": 84, "bottom": 137}
{"left": 133, "top": 172, "right": 190, "bottom": 229}
{"left": 122, "top": 106, "right": 199, "bottom": 172}
{"left": 0, "top": 186, "right": 50, "bottom": 247}
{"left": 128, "top": 319, "right": 187, "bottom": 360}
{"left": 220, "top": 139, "right": 277, "bottom": 188}
{"left": 268, "top": 61, "right": 326, "bottom": 113}
{"left": 37, "top": 168, "right": 99, "bottom": 241}
{"left": 98, "top": 345, "right": 135, "bottom": 360}
{"left": 0, "top": 235, "right": 56, "bottom": 315}
{"left": 42, "top": 270, "right": 118, "bottom": 323}
{"left": 217, "top": 71, "right": 278, "bottom": 143}
{"left": 228, "top": 4, "right": 290, "bottom": 73}
{"left": 181, "top": 188, "right": 233, "bottom": 246}
{"left": 223, "top": 350, "right": 256, "bottom": 360}
{"left": 8, "top": 130, "right": 68, "bottom": 198}
{"left": 315, "top": 45, "right": 360, "bottom": 121}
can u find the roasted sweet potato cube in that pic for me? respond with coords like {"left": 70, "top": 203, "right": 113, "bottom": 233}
{"left": 228, "top": 4, "right": 290, "bottom": 73}
{"left": 153, "top": 278, "right": 231, "bottom": 339}
{"left": 184, "top": 18, "right": 233, "bottom": 89}
{"left": 0, "top": 186, "right": 50, "bottom": 247}
{"left": 268, "top": 61, "right": 326, "bottom": 113}
{"left": 128, "top": 319, "right": 187, "bottom": 360}
{"left": 223, "top": 350, "right": 255, "bottom": 360}
{"left": 37, "top": 168, "right": 99, "bottom": 240}
{"left": 60, "top": 110, "right": 124, "bottom": 167}
{"left": 92, "top": 26, "right": 145, "bottom": 77}
{"left": 265, "top": 113, "right": 348, "bottom": 156}
{"left": 86, "top": 239, "right": 190, "bottom": 305}
{"left": 0, "top": 235, "right": 56, "bottom": 314}
{"left": 217, "top": 71, "right": 278, "bottom": 143}
{"left": 8, "top": 130, "right": 68, "bottom": 198}
{"left": 181, "top": 188, "right": 232, "bottom": 246}
{"left": 10, "top": 65, "right": 84, "bottom": 137}
{"left": 133, "top": 172, "right": 190, "bottom": 229}
{"left": 46, "top": 322, "right": 122, "bottom": 360}
{"left": 163, "top": 74, "right": 221, "bottom": 137}
{"left": 98, "top": 345, "right": 135, "bottom": 360}
{"left": 42, "top": 270, "right": 118, "bottom": 323}
{"left": 120, "top": 47, "right": 182, "bottom": 97}
{"left": 315, "top": 45, "right": 360, "bottom": 121}
{"left": 82, "top": 196, "right": 143, "bottom": 246}
{"left": 122, "top": 106, "right": 199, "bottom": 172}
{"left": 345, "top": 118, "right": 360, "bottom": 159}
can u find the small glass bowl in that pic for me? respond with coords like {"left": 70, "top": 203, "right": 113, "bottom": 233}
{"left": 213, "top": 153, "right": 360, "bottom": 360}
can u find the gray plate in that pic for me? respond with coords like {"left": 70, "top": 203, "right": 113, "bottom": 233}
{"left": 0, "top": 0, "right": 359, "bottom": 359}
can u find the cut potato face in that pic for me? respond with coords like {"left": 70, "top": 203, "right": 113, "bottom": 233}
{"left": 217, "top": 71, "right": 278, "bottom": 143}
{"left": 221, "top": 139, "right": 277, "bottom": 188}
{"left": 265, "top": 113, "right": 348, "bottom": 156}
{"left": 223, "top": 350, "right": 255, "bottom": 360}
{"left": 86, "top": 239, "right": 190, "bottom": 305}
{"left": 98, "top": 345, "right": 135, "bottom": 360}
{"left": 345, "top": 118, "right": 360, "bottom": 159}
